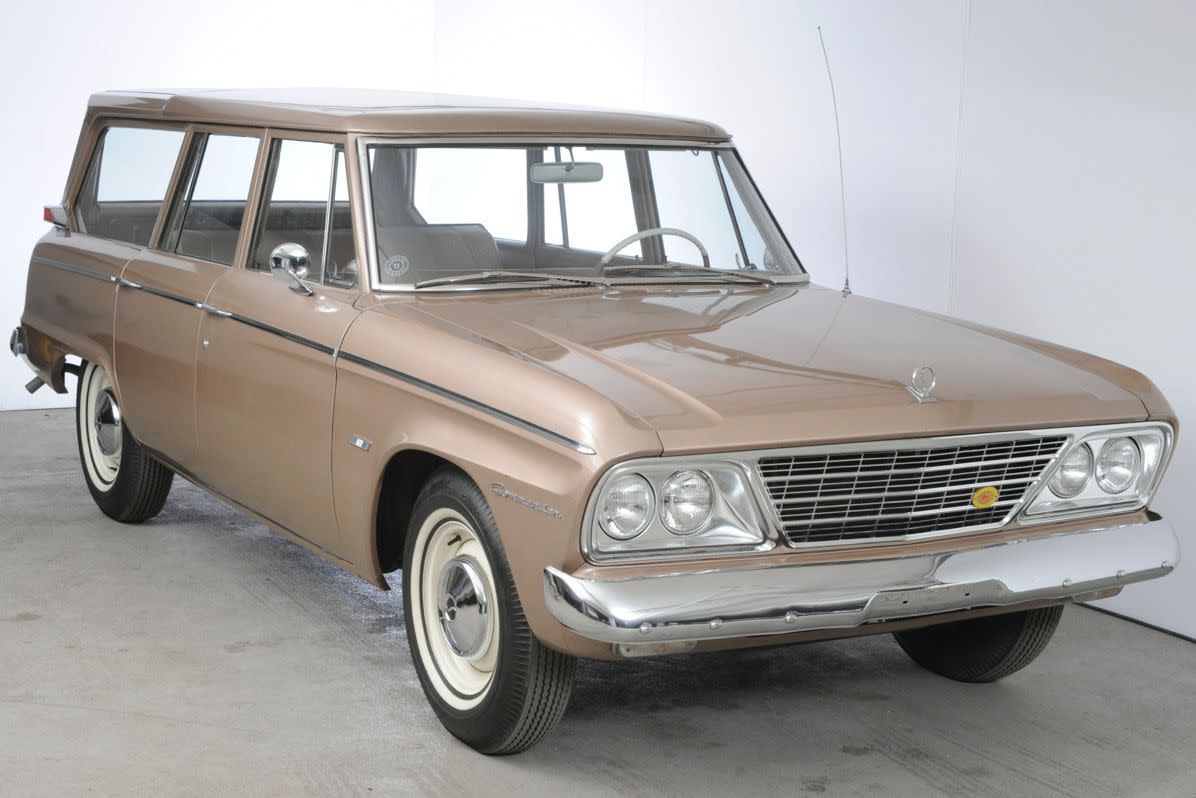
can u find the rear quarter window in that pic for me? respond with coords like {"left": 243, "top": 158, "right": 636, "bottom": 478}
{"left": 75, "top": 126, "right": 184, "bottom": 247}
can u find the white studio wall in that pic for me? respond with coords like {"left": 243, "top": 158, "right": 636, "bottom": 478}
{"left": 1, "top": 0, "right": 1191, "bottom": 636}
{"left": 433, "top": 0, "right": 969, "bottom": 312}
{"left": 949, "top": 0, "right": 1196, "bottom": 637}
{"left": 0, "top": 0, "right": 438, "bottom": 411}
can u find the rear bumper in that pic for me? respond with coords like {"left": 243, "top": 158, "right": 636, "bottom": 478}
{"left": 9, "top": 326, "right": 25, "bottom": 358}
{"left": 10, "top": 324, "right": 67, "bottom": 393}
{"left": 543, "top": 516, "right": 1178, "bottom": 648}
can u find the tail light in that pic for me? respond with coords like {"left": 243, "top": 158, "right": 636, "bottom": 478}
{"left": 44, "top": 205, "right": 68, "bottom": 228}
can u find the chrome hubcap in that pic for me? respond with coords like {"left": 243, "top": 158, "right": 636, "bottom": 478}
{"left": 436, "top": 556, "right": 492, "bottom": 660}
{"left": 93, "top": 389, "right": 122, "bottom": 457}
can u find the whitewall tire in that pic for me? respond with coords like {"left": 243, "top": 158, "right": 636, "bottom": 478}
{"left": 75, "top": 361, "right": 174, "bottom": 522}
{"left": 403, "top": 467, "right": 575, "bottom": 754}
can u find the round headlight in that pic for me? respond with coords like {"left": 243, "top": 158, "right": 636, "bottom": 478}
{"left": 1096, "top": 437, "right": 1141, "bottom": 494}
{"left": 659, "top": 470, "right": 715, "bottom": 535}
{"left": 1047, "top": 443, "right": 1093, "bottom": 498}
{"left": 598, "top": 474, "right": 654, "bottom": 540}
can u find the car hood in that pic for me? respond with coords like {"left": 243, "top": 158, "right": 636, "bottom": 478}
{"left": 379, "top": 284, "right": 1148, "bottom": 454}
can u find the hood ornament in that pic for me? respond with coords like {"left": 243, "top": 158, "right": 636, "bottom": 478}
{"left": 907, "top": 365, "right": 937, "bottom": 404}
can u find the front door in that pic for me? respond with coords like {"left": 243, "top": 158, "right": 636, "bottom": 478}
{"left": 193, "top": 136, "right": 360, "bottom": 554}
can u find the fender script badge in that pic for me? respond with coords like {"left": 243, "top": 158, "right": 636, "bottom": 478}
{"left": 906, "top": 365, "right": 937, "bottom": 404}
{"left": 489, "top": 483, "right": 563, "bottom": 519}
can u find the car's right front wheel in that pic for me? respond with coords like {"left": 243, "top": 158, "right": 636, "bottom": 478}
{"left": 893, "top": 604, "right": 1065, "bottom": 683}
{"left": 402, "top": 467, "right": 576, "bottom": 754}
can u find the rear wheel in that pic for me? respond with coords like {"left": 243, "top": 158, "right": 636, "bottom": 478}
{"left": 894, "top": 605, "right": 1065, "bottom": 683}
{"left": 75, "top": 361, "right": 174, "bottom": 522}
{"left": 403, "top": 467, "right": 575, "bottom": 754}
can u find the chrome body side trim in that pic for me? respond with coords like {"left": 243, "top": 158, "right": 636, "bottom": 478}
{"left": 222, "top": 311, "right": 337, "bottom": 356}
{"left": 31, "top": 255, "right": 120, "bottom": 285}
{"left": 546, "top": 515, "right": 1179, "bottom": 646}
{"left": 125, "top": 279, "right": 335, "bottom": 356}
{"left": 337, "top": 351, "right": 597, "bottom": 455}
{"left": 197, "top": 302, "right": 232, "bottom": 318}
{"left": 132, "top": 282, "right": 198, "bottom": 308}
{"left": 30, "top": 253, "right": 594, "bottom": 455}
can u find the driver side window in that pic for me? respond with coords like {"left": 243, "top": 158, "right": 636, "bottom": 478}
{"left": 252, "top": 139, "right": 356, "bottom": 289}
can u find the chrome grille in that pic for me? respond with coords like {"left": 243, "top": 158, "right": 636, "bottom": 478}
{"left": 758, "top": 435, "right": 1068, "bottom": 546}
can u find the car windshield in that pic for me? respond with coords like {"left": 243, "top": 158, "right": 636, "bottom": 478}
{"left": 364, "top": 143, "right": 805, "bottom": 288}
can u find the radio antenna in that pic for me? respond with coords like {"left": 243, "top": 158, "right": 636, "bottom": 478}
{"left": 818, "top": 26, "right": 851, "bottom": 296}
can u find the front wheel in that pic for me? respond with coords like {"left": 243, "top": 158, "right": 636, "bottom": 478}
{"left": 403, "top": 468, "right": 575, "bottom": 754}
{"left": 894, "top": 605, "right": 1065, "bottom": 683}
{"left": 75, "top": 360, "right": 174, "bottom": 522}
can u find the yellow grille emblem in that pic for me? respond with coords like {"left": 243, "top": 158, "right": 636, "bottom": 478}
{"left": 971, "top": 486, "right": 1000, "bottom": 509}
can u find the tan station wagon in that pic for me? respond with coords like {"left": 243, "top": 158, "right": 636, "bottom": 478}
{"left": 11, "top": 89, "right": 1180, "bottom": 754}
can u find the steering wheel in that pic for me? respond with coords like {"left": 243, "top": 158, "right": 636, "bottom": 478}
{"left": 595, "top": 227, "right": 710, "bottom": 273}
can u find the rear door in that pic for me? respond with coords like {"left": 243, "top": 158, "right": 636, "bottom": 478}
{"left": 193, "top": 132, "right": 360, "bottom": 554}
{"left": 114, "top": 127, "right": 263, "bottom": 463}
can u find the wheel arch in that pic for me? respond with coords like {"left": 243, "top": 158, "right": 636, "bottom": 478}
{"left": 373, "top": 447, "right": 462, "bottom": 578}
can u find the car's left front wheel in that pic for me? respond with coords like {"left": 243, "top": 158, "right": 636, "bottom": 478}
{"left": 403, "top": 467, "right": 576, "bottom": 754}
{"left": 75, "top": 360, "right": 174, "bottom": 522}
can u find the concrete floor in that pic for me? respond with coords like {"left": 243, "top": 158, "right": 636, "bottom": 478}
{"left": 1, "top": 409, "right": 1194, "bottom": 797}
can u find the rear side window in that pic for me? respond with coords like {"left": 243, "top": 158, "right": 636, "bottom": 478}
{"left": 75, "top": 127, "right": 184, "bottom": 247}
{"left": 162, "top": 133, "right": 261, "bottom": 265}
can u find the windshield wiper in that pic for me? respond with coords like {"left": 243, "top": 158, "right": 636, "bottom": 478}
{"left": 601, "top": 265, "right": 776, "bottom": 286}
{"left": 414, "top": 271, "right": 609, "bottom": 289}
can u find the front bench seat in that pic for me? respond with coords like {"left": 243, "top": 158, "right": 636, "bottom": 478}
{"left": 374, "top": 224, "right": 500, "bottom": 282}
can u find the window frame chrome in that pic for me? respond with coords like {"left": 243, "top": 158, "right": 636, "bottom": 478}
{"left": 355, "top": 136, "right": 810, "bottom": 293}
{"left": 581, "top": 422, "right": 1175, "bottom": 564}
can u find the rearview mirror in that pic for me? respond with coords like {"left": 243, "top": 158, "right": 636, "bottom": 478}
{"left": 530, "top": 161, "right": 603, "bottom": 184}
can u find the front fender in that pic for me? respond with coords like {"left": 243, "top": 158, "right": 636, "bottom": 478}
{"left": 328, "top": 352, "right": 660, "bottom": 654}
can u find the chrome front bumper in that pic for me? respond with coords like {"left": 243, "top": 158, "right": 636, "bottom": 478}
{"left": 544, "top": 517, "right": 1178, "bottom": 649}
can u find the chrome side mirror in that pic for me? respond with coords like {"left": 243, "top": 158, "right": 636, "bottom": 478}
{"left": 269, "top": 243, "right": 314, "bottom": 296}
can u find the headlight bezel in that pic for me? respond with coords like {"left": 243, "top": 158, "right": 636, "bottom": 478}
{"left": 1019, "top": 422, "right": 1173, "bottom": 523}
{"left": 583, "top": 459, "right": 775, "bottom": 563}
